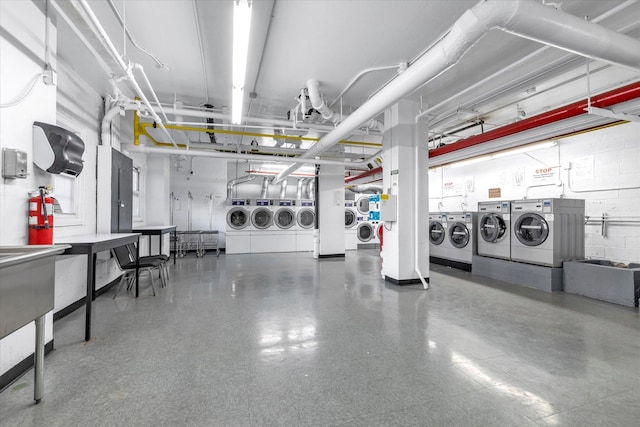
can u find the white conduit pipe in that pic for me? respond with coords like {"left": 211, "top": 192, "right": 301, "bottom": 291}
{"left": 273, "top": 0, "right": 640, "bottom": 184}
{"left": 414, "top": 118, "right": 428, "bottom": 290}
{"left": 328, "top": 64, "right": 404, "bottom": 109}
{"left": 126, "top": 145, "right": 362, "bottom": 167}
{"left": 78, "top": 0, "right": 179, "bottom": 149}
{"left": 307, "top": 80, "right": 384, "bottom": 131}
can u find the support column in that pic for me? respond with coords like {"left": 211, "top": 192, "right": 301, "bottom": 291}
{"left": 381, "top": 100, "right": 429, "bottom": 284}
{"left": 317, "top": 164, "right": 345, "bottom": 257}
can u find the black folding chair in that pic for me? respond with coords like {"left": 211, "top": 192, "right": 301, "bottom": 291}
{"left": 112, "top": 245, "right": 164, "bottom": 297}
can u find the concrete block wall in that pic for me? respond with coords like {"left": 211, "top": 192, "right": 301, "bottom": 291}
{"left": 429, "top": 122, "right": 640, "bottom": 264}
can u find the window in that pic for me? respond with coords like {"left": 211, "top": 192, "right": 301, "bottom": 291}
{"left": 132, "top": 165, "right": 143, "bottom": 220}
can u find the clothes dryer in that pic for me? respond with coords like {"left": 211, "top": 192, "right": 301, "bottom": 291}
{"left": 250, "top": 199, "right": 276, "bottom": 253}
{"left": 356, "top": 221, "right": 375, "bottom": 245}
{"left": 477, "top": 201, "right": 511, "bottom": 260}
{"left": 226, "top": 199, "right": 251, "bottom": 254}
{"left": 344, "top": 201, "right": 358, "bottom": 250}
{"left": 356, "top": 194, "right": 370, "bottom": 217}
{"left": 273, "top": 199, "right": 297, "bottom": 252}
{"left": 428, "top": 212, "right": 448, "bottom": 259}
{"left": 296, "top": 200, "right": 316, "bottom": 252}
{"left": 445, "top": 212, "right": 477, "bottom": 264}
{"left": 511, "top": 198, "right": 584, "bottom": 267}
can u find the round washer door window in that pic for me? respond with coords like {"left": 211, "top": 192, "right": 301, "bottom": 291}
{"left": 357, "top": 197, "right": 370, "bottom": 215}
{"left": 227, "top": 207, "right": 249, "bottom": 230}
{"left": 275, "top": 208, "right": 295, "bottom": 229}
{"left": 251, "top": 208, "right": 273, "bottom": 229}
{"left": 479, "top": 214, "right": 507, "bottom": 243}
{"left": 449, "top": 222, "right": 470, "bottom": 248}
{"left": 345, "top": 209, "right": 356, "bottom": 228}
{"left": 429, "top": 221, "right": 446, "bottom": 245}
{"left": 357, "top": 223, "right": 374, "bottom": 242}
{"left": 298, "top": 208, "right": 315, "bottom": 229}
{"left": 514, "top": 213, "right": 549, "bottom": 246}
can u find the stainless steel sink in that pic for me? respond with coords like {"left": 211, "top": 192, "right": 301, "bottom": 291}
{"left": 0, "top": 245, "right": 70, "bottom": 339}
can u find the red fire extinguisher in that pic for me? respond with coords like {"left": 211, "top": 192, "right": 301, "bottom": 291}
{"left": 29, "top": 187, "right": 54, "bottom": 245}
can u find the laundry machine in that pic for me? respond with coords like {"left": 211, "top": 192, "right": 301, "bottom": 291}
{"left": 428, "top": 212, "right": 449, "bottom": 260}
{"left": 510, "top": 198, "right": 584, "bottom": 267}
{"left": 250, "top": 199, "right": 276, "bottom": 253}
{"left": 273, "top": 199, "right": 297, "bottom": 252}
{"left": 356, "top": 220, "right": 376, "bottom": 248}
{"left": 296, "top": 200, "right": 316, "bottom": 252}
{"left": 477, "top": 201, "right": 511, "bottom": 260}
{"left": 344, "top": 200, "right": 358, "bottom": 250}
{"left": 225, "top": 199, "right": 251, "bottom": 254}
{"left": 445, "top": 212, "right": 477, "bottom": 264}
{"left": 356, "top": 194, "right": 370, "bottom": 218}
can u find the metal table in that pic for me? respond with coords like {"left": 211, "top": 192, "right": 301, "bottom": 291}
{"left": 132, "top": 225, "right": 177, "bottom": 264}
{"left": 55, "top": 233, "right": 140, "bottom": 342}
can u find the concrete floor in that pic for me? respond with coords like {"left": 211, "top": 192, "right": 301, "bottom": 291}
{"left": 1, "top": 250, "right": 639, "bottom": 426}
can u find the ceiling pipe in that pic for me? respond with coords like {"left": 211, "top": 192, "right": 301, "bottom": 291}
{"left": 429, "top": 81, "right": 640, "bottom": 158}
{"left": 307, "top": 80, "right": 383, "bottom": 131}
{"left": 272, "top": 0, "right": 640, "bottom": 184}
{"left": 345, "top": 166, "right": 382, "bottom": 184}
{"left": 126, "top": 145, "right": 361, "bottom": 166}
{"left": 345, "top": 184, "right": 383, "bottom": 194}
{"left": 227, "top": 175, "right": 256, "bottom": 199}
{"left": 328, "top": 63, "right": 407, "bottom": 109}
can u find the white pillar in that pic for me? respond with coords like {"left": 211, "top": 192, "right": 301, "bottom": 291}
{"left": 381, "top": 100, "right": 429, "bottom": 284}
{"left": 317, "top": 164, "right": 345, "bottom": 257}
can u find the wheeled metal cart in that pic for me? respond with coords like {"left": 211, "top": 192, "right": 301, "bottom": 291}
{"left": 176, "top": 231, "right": 204, "bottom": 257}
{"left": 200, "top": 230, "right": 220, "bottom": 256}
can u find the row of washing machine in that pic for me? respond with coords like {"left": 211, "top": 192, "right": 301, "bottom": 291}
{"left": 226, "top": 199, "right": 316, "bottom": 254}
{"left": 345, "top": 194, "right": 381, "bottom": 250}
{"left": 429, "top": 198, "right": 585, "bottom": 268}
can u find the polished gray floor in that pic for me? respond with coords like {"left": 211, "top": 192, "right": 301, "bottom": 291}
{"left": 1, "top": 250, "right": 639, "bottom": 426}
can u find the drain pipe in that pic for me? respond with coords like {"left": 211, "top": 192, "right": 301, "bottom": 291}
{"left": 273, "top": 0, "right": 640, "bottom": 184}
{"left": 260, "top": 176, "right": 270, "bottom": 198}
{"left": 227, "top": 175, "right": 256, "bottom": 199}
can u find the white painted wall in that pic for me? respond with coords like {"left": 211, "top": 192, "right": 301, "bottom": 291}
{"left": 318, "top": 164, "right": 345, "bottom": 256}
{"left": 429, "top": 122, "right": 640, "bottom": 264}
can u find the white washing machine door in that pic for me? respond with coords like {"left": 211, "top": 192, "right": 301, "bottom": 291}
{"left": 514, "top": 213, "right": 549, "bottom": 246}
{"left": 357, "top": 223, "right": 374, "bottom": 242}
{"left": 429, "top": 221, "right": 446, "bottom": 245}
{"left": 298, "top": 208, "right": 315, "bottom": 229}
{"left": 275, "top": 207, "right": 295, "bottom": 229}
{"left": 227, "top": 207, "right": 249, "bottom": 230}
{"left": 449, "top": 222, "right": 470, "bottom": 248}
{"left": 251, "top": 207, "right": 273, "bottom": 229}
{"left": 356, "top": 197, "right": 370, "bottom": 216}
{"left": 345, "top": 208, "right": 357, "bottom": 229}
{"left": 479, "top": 213, "right": 507, "bottom": 243}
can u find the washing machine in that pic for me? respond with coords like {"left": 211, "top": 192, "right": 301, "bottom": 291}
{"left": 477, "top": 201, "right": 511, "bottom": 260}
{"left": 356, "top": 194, "right": 370, "bottom": 218}
{"left": 344, "top": 201, "right": 358, "bottom": 250}
{"left": 428, "top": 212, "right": 449, "bottom": 260}
{"left": 226, "top": 199, "right": 251, "bottom": 254}
{"left": 445, "top": 212, "right": 477, "bottom": 264}
{"left": 250, "top": 199, "right": 276, "bottom": 253}
{"left": 356, "top": 220, "right": 376, "bottom": 248}
{"left": 273, "top": 199, "right": 297, "bottom": 252}
{"left": 510, "top": 198, "right": 584, "bottom": 267}
{"left": 296, "top": 200, "right": 316, "bottom": 252}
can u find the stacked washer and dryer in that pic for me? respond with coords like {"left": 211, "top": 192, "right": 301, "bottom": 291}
{"left": 344, "top": 200, "right": 358, "bottom": 250}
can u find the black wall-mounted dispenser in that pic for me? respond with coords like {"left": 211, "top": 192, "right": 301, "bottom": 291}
{"left": 33, "top": 121, "right": 85, "bottom": 177}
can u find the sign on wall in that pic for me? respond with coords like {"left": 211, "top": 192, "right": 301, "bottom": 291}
{"left": 488, "top": 188, "right": 501, "bottom": 198}
{"left": 572, "top": 156, "right": 594, "bottom": 181}
{"left": 531, "top": 166, "right": 558, "bottom": 184}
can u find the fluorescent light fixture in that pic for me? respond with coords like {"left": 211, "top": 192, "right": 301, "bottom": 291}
{"left": 232, "top": 0, "right": 252, "bottom": 125}
{"left": 449, "top": 140, "right": 558, "bottom": 168}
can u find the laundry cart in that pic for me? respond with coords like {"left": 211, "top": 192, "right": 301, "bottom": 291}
{"left": 200, "top": 230, "right": 220, "bottom": 256}
{"left": 176, "top": 231, "right": 204, "bottom": 257}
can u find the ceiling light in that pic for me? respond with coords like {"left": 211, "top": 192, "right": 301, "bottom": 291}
{"left": 232, "top": 0, "right": 252, "bottom": 125}
{"left": 490, "top": 140, "right": 557, "bottom": 159}
{"left": 449, "top": 155, "right": 490, "bottom": 168}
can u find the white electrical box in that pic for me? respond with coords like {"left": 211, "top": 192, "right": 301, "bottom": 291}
{"left": 379, "top": 194, "right": 397, "bottom": 221}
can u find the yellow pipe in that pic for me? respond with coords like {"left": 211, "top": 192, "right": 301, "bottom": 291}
{"left": 139, "top": 122, "right": 382, "bottom": 147}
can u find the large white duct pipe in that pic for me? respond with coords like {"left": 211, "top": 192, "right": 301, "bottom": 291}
{"left": 307, "top": 80, "right": 384, "bottom": 131}
{"left": 273, "top": 0, "right": 640, "bottom": 184}
{"left": 279, "top": 179, "right": 288, "bottom": 199}
{"left": 260, "top": 177, "right": 270, "bottom": 198}
{"left": 346, "top": 185, "right": 383, "bottom": 194}
{"left": 227, "top": 175, "right": 256, "bottom": 199}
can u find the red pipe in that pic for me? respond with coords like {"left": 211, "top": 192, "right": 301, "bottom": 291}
{"left": 429, "top": 81, "right": 640, "bottom": 158}
{"left": 345, "top": 166, "right": 382, "bottom": 183}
